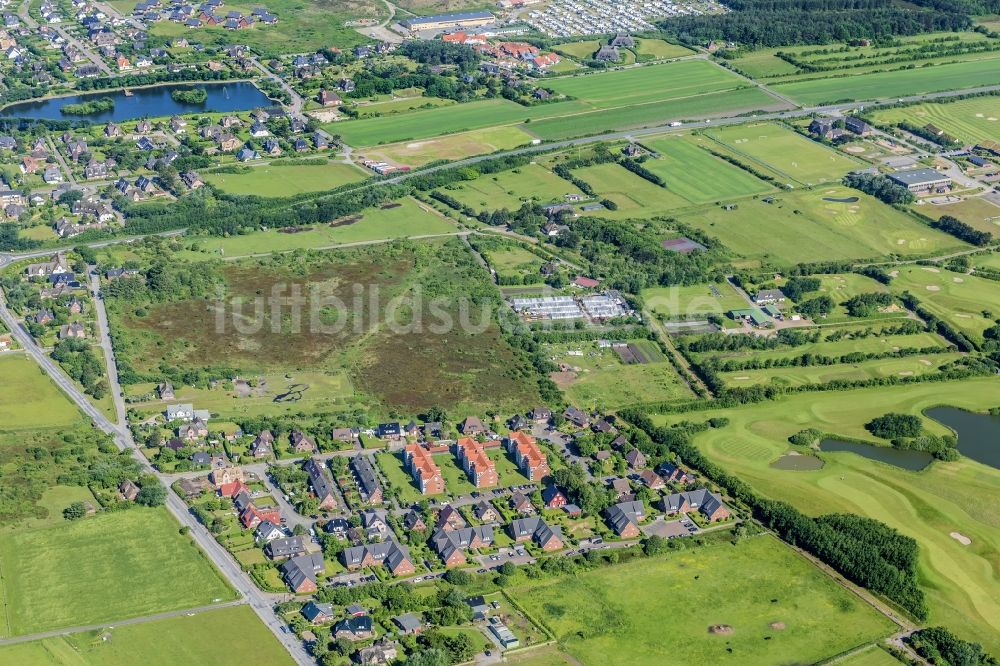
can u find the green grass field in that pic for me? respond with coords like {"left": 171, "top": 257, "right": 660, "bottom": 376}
{"left": 727, "top": 50, "right": 800, "bottom": 78}
{"left": 511, "top": 535, "right": 895, "bottom": 665}
{"left": 650, "top": 378, "right": 1000, "bottom": 651}
{"left": 781, "top": 272, "right": 895, "bottom": 321}
{"left": 704, "top": 123, "right": 861, "bottom": 186}
{"left": 916, "top": 197, "right": 1000, "bottom": 234}
{"left": 718, "top": 352, "right": 963, "bottom": 388}
{"left": 836, "top": 646, "right": 904, "bottom": 666}
{"left": 552, "top": 41, "right": 601, "bottom": 59}
{"left": 0, "top": 355, "right": 82, "bottom": 431}
{"left": 485, "top": 246, "right": 546, "bottom": 284}
{"left": 368, "top": 126, "right": 534, "bottom": 167}
{"left": 696, "top": 331, "right": 948, "bottom": 365}
{"left": 546, "top": 340, "right": 693, "bottom": 410}
{"left": 0, "top": 605, "right": 294, "bottom": 666}
{"left": 444, "top": 163, "right": 584, "bottom": 212}
{"left": 0, "top": 508, "right": 234, "bottom": 636}
{"left": 643, "top": 282, "right": 748, "bottom": 316}
{"left": 202, "top": 162, "right": 367, "bottom": 197}
{"left": 872, "top": 97, "right": 1000, "bottom": 145}
{"left": 635, "top": 39, "right": 693, "bottom": 59}
{"left": 574, "top": 163, "right": 691, "bottom": 216}
{"left": 375, "top": 452, "right": 426, "bottom": 502}
{"left": 890, "top": 265, "right": 1000, "bottom": 341}
{"left": 638, "top": 136, "right": 774, "bottom": 203}
{"left": 678, "top": 186, "right": 964, "bottom": 266}
{"left": 773, "top": 56, "right": 1000, "bottom": 105}
{"left": 182, "top": 197, "right": 458, "bottom": 258}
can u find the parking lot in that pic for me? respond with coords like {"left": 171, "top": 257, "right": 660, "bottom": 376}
{"left": 642, "top": 516, "right": 699, "bottom": 539}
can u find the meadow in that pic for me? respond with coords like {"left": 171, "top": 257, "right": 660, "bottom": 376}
{"left": 0, "top": 508, "right": 234, "bottom": 636}
{"left": 695, "top": 331, "right": 948, "bottom": 365}
{"left": 0, "top": 355, "right": 82, "bottom": 431}
{"left": 545, "top": 340, "right": 693, "bottom": 410}
{"left": 890, "top": 265, "right": 1000, "bottom": 341}
{"left": 678, "top": 187, "right": 963, "bottom": 267}
{"left": 0, "top": 605, "right": 294, "bottom": 666}
{"left": 201, "top": 162, "right": 368, "bottom": 197}
{"left": 728, "top": 50, "right": 800, "bottom": 78}
{"left": 635, "top": 39, "right": 693, "bottom": 59}
{"left": 637, "top": 136, "right": 774, "bottom": 203}
{"left": 773, "top": 56, "right": 1000, "bottom": 105}
{"left": 375, "top": 451, "right": 426, "bottom": 503}
{"left": 443, "top": 163, "right": 583, "bottom": 212}
{"left": 917, "top": 197, "right": 1000, "bottom": 234}
{"left": 511, "top": 535, "right": 895, "bottom": 665}
{"left": 573, "top": 163, "right": 691, "bottom": 216}
{"left": 871, "top": 97, "right": 1000, "bottom": 145}
{"left": 704, "top": 123, "right": 861, "bottom": 186}
{"left": 718, "top": 351, "right": 964, "bottom": 388}
{"left": 181, "top": 197, "right": 459, "bottom": 258}
{"left": 651, "top": 378, "right": 1000, "bottom": 651}
{"left": 643, "top": 282, "right": 747, "bottom": 316}
{"left": 367, "top": 126, "right": 534, "bottom": 167}
{"left": 483, "top": 245, "right": 546, "bottom": 284}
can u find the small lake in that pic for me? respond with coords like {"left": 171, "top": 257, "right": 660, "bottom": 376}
{"left": 926, "top": 406, "right": 1000, "bottom": 470}
{"left": 1, "top": 82, "right": 272, "bottom": 122}
{"left": 820, "top": 438, "right": 933, "bottom": 471}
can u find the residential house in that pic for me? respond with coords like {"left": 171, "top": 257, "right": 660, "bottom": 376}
{"left": 58, "top": 322, "right": 86, "bottom": 339}
{"left": 376, "top": 422, "right": 402, "bottom": 439}
{"left": 459, "top": 416, "right": 486, "bottom": 435}
{"left": 639, "top": 469, "right": 665, "bottom": 490}
{"left": 510, "top": 492, "right": 534, "bottom": 515}
{"left": 254, "top": 520, "right": 284, "bottom": 543}
{"left": 178, "top": 418, "right": 208, "bottom": 440}
{"left": 541, "top": 486, "right": 567, "bottom": 509}
{"left": 340, "top": 539, "right": 414, "bottom": 576}
{"left": 358, "top": 640, "right": 399, "bottom": 666}
{"left": 265, "top": 535, "right": 307, "bottom": 560}
{"left": 605, "top": 500, "right": 645, "bottom": 538}
{"left": 509, "top": 517, "right": 563, "bottom": 552}
{"left": 404, "top": 444, "right": 444, "bottom": 495}
{"left": 250, "top": 430, "right": 274, "bottom": 457}
{"left": 661, "top": 488, "right": 731, "bottom": 522}
{"left": 563, "top": 406, "right": 590, "bottom": 428}
{"left": 752, "top": 289, "right": 785, "bottom": 305}
{"left": 625, "top": 448, "right": 646, "bottom": 470}
{"left": 352, "top": 456, "right": 383, "bottom": 504}
{"left": 290, "top": 430, "right": 317, "bottom": 454}
{"left": 610, "top": 478, "right": 633, "bottom": 501}
{"left": 505, "top": 431, "right": 550, "bottom": 481}
{"left": 393, "top": 613, "right": 423, "bottom": 635}
{"left": 403, "top": 509, "right": 426, "bottom": 532}
{"left": 431, "top": 526, "right": 493, "bottom": 566}
{"left": 119, "top": 478, "right": 140, "bottom": 501}
{"left": 435, "top": 505, "right": 467, "bottom": 531}
{"left": 529, "top": 406, "right": 551, "bottom": 423}
{"left": 210, "top": 465, "right": 244, "bottom": 488}
{"left": 281, "top": 552, "right": 324, "bottom": 593}
{"left": 659, "top": 461, "right": 694, "bottom": 485}
{"left": 360, "top": 509, "right": 389, "bottom": 541}
{"left": 455, "top": 437, "right": 497, "bottom": 487}
{"left": 472, "top": 499, "right": 499, "bottom": 523}
{"left": 301, "top": 601, "right": 335, "bottom": 624}
{"left": 304, "top": 458, "right": 337, "bottom": 510}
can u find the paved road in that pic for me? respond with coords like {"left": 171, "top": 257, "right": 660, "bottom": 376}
{"left": 0, "top": 600, "right": 246, "bottom": 647}
{"left": 89, "top": 267, "right": 127, "bottom": 428}
{"left": 0, "top": 295, "right": 312, "bottom": 665}
{"left": 249, "top": 56, "right": 305, "bottom": 114}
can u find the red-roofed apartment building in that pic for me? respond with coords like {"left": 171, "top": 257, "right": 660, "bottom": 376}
{"left": 404, "top": 444, "right": 445, "bottom": 495}
{"left": 455, "top": 438, "right": 498, "bottom": 488}
{"left": 505, "top": 431, "right": 551, "bottom": 481}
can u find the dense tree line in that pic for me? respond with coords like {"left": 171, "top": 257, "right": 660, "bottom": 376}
{"left": 900, "top": 292, "right": 979, "bottom": 351}
{"left": 906, "top": 626, "right": 997, "bottom": 665}
{"left": 781, "top": 276, "right": 820, "bottom": 301}
{"left": 932, "top": 215, "right": 993, "bottom": 247}
{"left": 843, "top": 172, "right": 915, "bottom": 205}
{"left": 660, "top": 0, "right": 974, "bottom": 49}
{"left": 619, "top": 410, "right": 929, "bottom": 618}
{"left": 51, "top": 339, "right": 108, "bottom": 399}
{"left": 843, "top": 292, "right": 895, "bottom": 317}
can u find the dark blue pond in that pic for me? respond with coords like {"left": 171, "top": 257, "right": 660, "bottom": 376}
{"left": 926, "top": 406, "right": 1000, "bottom": 470}
{"left": 1, "top": 82, "right": 272, "bottom": 122}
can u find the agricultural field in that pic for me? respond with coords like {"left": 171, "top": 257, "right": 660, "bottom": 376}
{"left": 442, "top": 163, "right": 584, "bottom": 212}
{"left": 111, "top": 239, "right": 542, "bottom": 416}
{"left": 0, "top": 605, "right": 294, "bottom": 666}
{"left": 366, "top": 126, "right": 535, "bottom": 167}
{"left": 678, "top": 187, "right": 964, "bottom": 267}
{"left": 651, "top": 378, "right": 1000, "bottom": 651}
{"left": 916, "top": 197, "right": 1000, "bottom": 234}
{"left": 643, "top": 282, "right": 748, "bottom": 316}
{"left": 635, "top": 39, "right": 693, "bottom": 59}
{"left": 573, "top": 163, "right": 691, "bottom": 216}
{"left": 181, "top": 197, "right": 459, "bottom": 258}
{"left": 0, "top": 354, "right": 82, "bottom": 431}
{"left": 637, "top": 136, "right": 774, "bottom": 203}
{"left": 0, "top": 508, "right": 234, "bottom": 637}
{"left": 201, "top": 162, "right": 368, "bottom": 197}
{"left": 718, "top": 351, "right": 964, "bottom": 388}
{"left": 703, "top": 123, "right": 861, "bottom": 186}
{"left": 545, "top": 340, "right": 693, "bottom": 410}
{"left": 510, "top": 535, "right": 895, "bottom": 666}
{"left": 871, "top": 96, "right": 1000, "bottom": 145}
{"left": 889, "top": 265, "right": 1000, "bottom": 341}
{"left": 773, "top": 56, "right": 1000, "bottom": 105}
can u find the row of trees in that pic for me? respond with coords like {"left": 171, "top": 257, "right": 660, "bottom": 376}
{"left": 843, "top": 172, "right": 915, "bottom": 205}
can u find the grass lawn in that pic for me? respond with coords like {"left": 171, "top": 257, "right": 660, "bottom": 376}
{"left": 484, "top": 246, "right": 546, "bottom": 284}
{"left": 366, "top": 126, "right": 534, "bottom": 167}
{"left": 0, "top": 354, "right": 82, "bottom": 431}
{"left": 704, "top": 122, "right": 861, "bottom": 186}
{"left": 728, "top": 50, "right": 800, "bottom": 78}
{"left": 871, "top": 96, "right": 1000, "bottom": 145}
{"left": 375, "top": 452, "right": 426, "bottom": 502}
{"left": 678, "top": 187, "right": 965, "bottom": 266}
{"left": 4, "top": 486, "right": 97, "bottom": 531}
{"left": 202, "top": 162, "right": 367, "bottom": 197}
{"left": 772, "top": 55, "right": 1000, "bottom": 105}
{"left": 0, "top": 605, "right": 294, "bottom": 665}
{"left": 916, "top": 197, "right": 1000, "bottom": 234}
{"left": 643, "top": 282, "right": 747, "bottom": 316}
{"left": 638, "top": 135, "right": 774, "bottom": 203}
{"left": 443, "top": 163, "right": 583, "bottom": 212}
{"left": 718, "top": 352, "right": 964, "bottom": 388}
{"left": 552, "top": 41, "right": 601, "bottom": 59}
{"left": 890, "top": 265, "right": 1000, "bottom": 342}
{"left": 574, "top": 163, "right": 690, "bottom": 216}
{"left": 126, "top": 371, "right": 354, "bottom": 420}
{"left": 437, "top": 454, "right": 478, "bottom": 496}
{"left": 487, "top": 449, "right": 530, "bottom": 487}
{"left": 635, "top": 38, "right": 693, "bottom": 59}
{"left": 511, "top": 535, "right": 894, "bottom": 665}
{"left": 837, "top": 646, "right": 904, "bottom": 666}
{"left": 650, "top": 378, "right": 1000, "bottom": 651}
{"left": 546, "top": 340, "right": 693, "bottom": 410}
{"left": 0, "top": 508, "right": 235, "bottom": 637}
{"left": 183, "top": 197, "right": 458, "bottom": 258}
